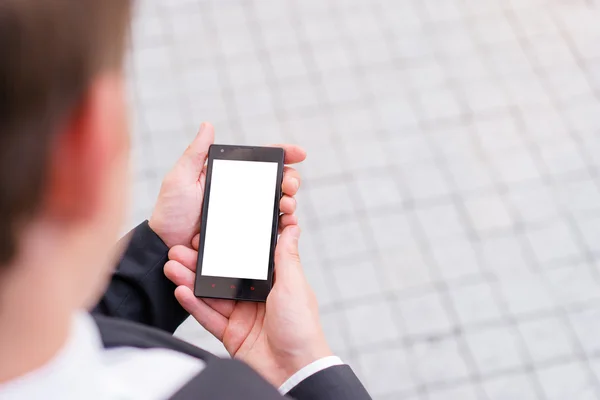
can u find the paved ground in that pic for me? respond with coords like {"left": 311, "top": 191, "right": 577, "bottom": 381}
{"left": 127, "top": 0, "right": 600, "bottom": 398}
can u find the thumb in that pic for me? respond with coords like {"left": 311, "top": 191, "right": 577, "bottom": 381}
{"left": 191, "top": 233, "right": 200, "bottom": 251}
{"left": 179, "top": 122, "right": 215, "bottom": 178}
{"left": 274, "top": 225, "right": 302, "bottom": 279}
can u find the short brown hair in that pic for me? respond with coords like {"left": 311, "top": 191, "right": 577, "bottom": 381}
{"left": 0, "top": 0, "right": 132, "bottom": 266}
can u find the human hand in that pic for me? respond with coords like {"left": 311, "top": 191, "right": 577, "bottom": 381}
{"left": 149, "top": 123, "right": 306, "bottom": 248}
{"left": 164, "top": 226, "right": 333, "bottom": 387}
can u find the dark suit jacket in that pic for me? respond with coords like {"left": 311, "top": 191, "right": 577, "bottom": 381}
{"left": 93, "top": 221, "right": 371, "bottom": 400}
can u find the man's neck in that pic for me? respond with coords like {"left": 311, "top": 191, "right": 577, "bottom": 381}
{"left": 0, "top": 229, "right": 75, "bottom": 384}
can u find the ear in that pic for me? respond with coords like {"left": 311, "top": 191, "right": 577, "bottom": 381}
{"left": 45, "top": 74, "right": 126, "bottom": 223}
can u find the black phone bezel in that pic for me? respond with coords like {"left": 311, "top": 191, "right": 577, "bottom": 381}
{"left": 194, "top": 144, "right": 284, "bottom": 302}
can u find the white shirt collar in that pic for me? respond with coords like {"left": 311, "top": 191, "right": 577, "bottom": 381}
{"left": 0, "top": 312, "right": 204, "bottom": 400}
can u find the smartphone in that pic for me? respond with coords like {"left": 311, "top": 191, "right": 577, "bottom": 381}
{"left": 194, "top": 144, "right": 284, "bottom": 302}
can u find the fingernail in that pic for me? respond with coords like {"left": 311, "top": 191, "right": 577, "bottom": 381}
{"left": 199, "top": 122, "right": 206, "bottom": 132}
{"left": 291, "top": 178, "right": 299, "bottom": 191}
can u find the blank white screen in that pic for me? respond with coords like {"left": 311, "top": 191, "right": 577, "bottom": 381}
{"left": 201, "top": 159, "right": 278, "bottom": 280}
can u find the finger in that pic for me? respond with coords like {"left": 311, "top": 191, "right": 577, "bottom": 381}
{"left": 267, "top": 144, "right": 306, "bottom": 165}
{"left": 279, "top": 195, "right": 297, "bottom": 215}
{"left": 199, "top": 164, "right": 208, "bottom": 188}
{"left": 168, "top": 245, "right": 198, "bottom": 272}
{"left": 282, "top": 167, "right": 301, "bottom": 196}
{"left": 192, "top": 234, "right": 200, "bottom": 251}
{"left": 166, "top": 257, "right": 236, "bottom": 318}
{"left": 278, "top": 214, "right": 298, "bottom": 234}
{"left": 274, "top": 225, "right": 302, "bottom": 280}
{"left": 175, "top": 286, "right": 227, "bottom": 341}
{"left": 179, "top": 122, "right": 215, "bottom": 177}
{"left": 223, "top": 302, "right": 260, "bottom": 355}
{"left": 204, "top": 298, "right": 236, "bottom": 318}
{"left": 164, "top": 260, "right": 195, "bottom": 288}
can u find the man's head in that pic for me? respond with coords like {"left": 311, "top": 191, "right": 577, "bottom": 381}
{"left": 0, "top": 0, "right": 133, "bottom": 307}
